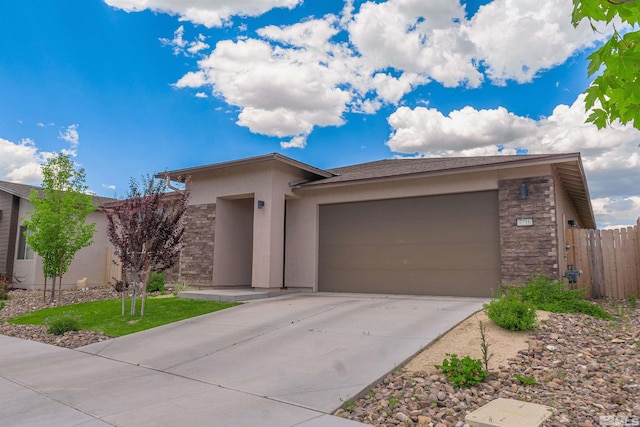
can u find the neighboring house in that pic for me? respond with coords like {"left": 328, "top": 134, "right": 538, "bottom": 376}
{"left": 0, "top": 181, "right": 114, "bottom": 290}
{"left": 160, "top": 152, "right": 595, "bottom": 298}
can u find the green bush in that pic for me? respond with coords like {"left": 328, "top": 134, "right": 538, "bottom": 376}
{"left": 46, "top": 314, "right": 80, "bottom": 335}
{"left": 0, "top": 282, "right": 9, "bottom": 300}
{"left": 512, "top": 275, "right": 612, "bottom": 319}
{"left": 0, "top": 300, "right": 5, "bottom": 311}
{"left": 485, "top": 293, "right": 538, "bottom": 331}
{"left": 435, "top": 353, "right": 487, "bottom": 388}
{"left": 146, "top": 272, "right": 166, "bottom": 293}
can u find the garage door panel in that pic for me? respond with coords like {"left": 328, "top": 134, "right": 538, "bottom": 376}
{"left": 321, "top": 268, "right": 501, "bottom": 297}
{"left": 319, "top": 191, "right": 500, "bottom": 297}
{"left": 321, "top": 214, "right": 497, "bottom": 246}
{"left": 321, "top": 241, "right": 499, "bottom": 271}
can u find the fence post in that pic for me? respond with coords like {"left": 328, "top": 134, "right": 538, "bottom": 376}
{"left": 635, "top": 218, "right": 640, "bottom": 297}
{"left": 589, "top": 229, "right": 603, "bottom": 299}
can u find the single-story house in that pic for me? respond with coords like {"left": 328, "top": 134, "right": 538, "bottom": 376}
{"left": 160, "top": 152, "right": 595, "bottom": 298}
{"left": 0, "top": 181, "right": 114, "bottom": 290}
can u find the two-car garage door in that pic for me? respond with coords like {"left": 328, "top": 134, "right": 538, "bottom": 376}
{"left": 318, "top": 191, "right": 500, "bottom": 297}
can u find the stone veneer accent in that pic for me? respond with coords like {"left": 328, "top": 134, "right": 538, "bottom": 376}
{"left": 499, "top": 176, "right": 558, "bottom": 285}
{"left": 165, "top": 203, "right": 216, "bottom": 287}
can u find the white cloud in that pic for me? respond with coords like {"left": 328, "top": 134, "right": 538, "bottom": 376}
{"left": 180, "top": 29, "right": 355, "bottom": 139}
{"left": 102, "top": 183, "right": 117, "bottom": 191}
{"left": 163, "top": 0, "right": 612, "bottom": 145}
{"left": 387, "top": 105, "right": 536, "bottom": 153}
{"left": 592, "top": 196, "right": 640, "bottom": 228}
{"left": 280, "top": 135, "right": 307, "bottom": 149}
{"left": 386, "top": 93, "right": 640, "bottom": 226}
{"left": 466, "top": 0, "right": 610, "bottom": 84}
{"left": 59, "top": 124, "right": 79, "bottom": 157}
{"left": 160, "top": 25, "right": 187, "bottom": 54}
{"left": 0, "top": 137, "right": 46, "bottom": 184}
{"left": 187, "top": 36, "right": 209, "bottom": 55}
{"left": 348, "top": 0, "right": 481, "bottom": 87}
{"left": 160, "top": 26, "right": 210, "bottom": 56}
{"left": 194, "top": 92, "right": 208, "bottom": 98}
{"left": 347, "top": 0, "right": 610, "bottom": 88}
{"left": 173, "top": 14, "right": 430, "bottom": 145}
{"left": 105, "top": 0, "right": 303, "bottom": 28}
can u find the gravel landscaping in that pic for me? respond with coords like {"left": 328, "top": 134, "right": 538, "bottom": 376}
{"left": 335, "top": 301, "right": 640, "bottom": 427}
{"left": 0, "top": 287, "right": 120, "bottom": 348}
{"left": 2, "top": 290, "right": 639, "bottom": 426}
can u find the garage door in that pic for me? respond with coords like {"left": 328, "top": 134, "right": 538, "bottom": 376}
{"left": 318, "top": 191, "right": 500, "bottom": 297}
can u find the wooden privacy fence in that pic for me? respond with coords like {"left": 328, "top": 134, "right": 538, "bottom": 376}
{"left": 567, "top": 218, "right": 640, "bottom": 299}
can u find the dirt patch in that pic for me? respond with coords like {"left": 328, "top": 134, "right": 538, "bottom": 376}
{"left": 405, "top": 309, "right": 551, "bottom": 373}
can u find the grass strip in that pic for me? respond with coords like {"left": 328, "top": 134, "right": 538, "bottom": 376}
{"left": 9, "top": 296, "right": 240, "bottom": 336}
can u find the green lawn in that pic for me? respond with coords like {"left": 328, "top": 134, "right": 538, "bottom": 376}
{"left": 9, "top": 296, "right": 240, "bottom": 336}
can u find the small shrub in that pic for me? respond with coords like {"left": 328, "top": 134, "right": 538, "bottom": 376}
{"left": 435, "top": 353, "right": 487, "bottom": 388}
{"left": 512, "top": 275, "right": 611, "bottom": 319}
{"left": 629, "top": 294, "right": 638, "bottom": 309}
{"left": 478, "top": 320, "right": 493, "bottom": 371}
{"left": 172, "top": 281, "right": 189, "bottom": 296}
{"left": 485, "top": 293, "right": 537, "bottom": 331}
{"left": 0, "top": 282, "right": 9, "bottom": 301}
{"left": 146, "top": 272, "right": 166, "bottom": 293}
{"left": 0, "top": 300, "right": 5, "bottom": 311}
{"left": 46, "top": 314, "right": 80, "bottom": 335}
{"left": 514, "top": 373, "right": 539, "bottom": 385}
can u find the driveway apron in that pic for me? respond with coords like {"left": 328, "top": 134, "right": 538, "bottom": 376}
{"left": 0, "top": 293, "right": 485, "bottom": 426}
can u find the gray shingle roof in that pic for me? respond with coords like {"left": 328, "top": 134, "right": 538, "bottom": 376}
{"left": 0, "top": 180, "right": 115, "bottom": 206}
{"left": 298, "top": 154, "right": 572, "bottom": 187}
{"left": 294, "top": 153, "right": 595, "bottom": 229}
{"left": 0, "top": 181, "right": 37, "bottom": 198}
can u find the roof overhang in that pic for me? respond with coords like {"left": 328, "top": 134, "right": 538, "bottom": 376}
{"left": 157, "top": 153, "right": 335, "bottom": 181}
{"left": 552, "top": 159, "right": 596, "bottom": 229}
{"left": 292, "top": 153, "right": 596, "bottom": 229}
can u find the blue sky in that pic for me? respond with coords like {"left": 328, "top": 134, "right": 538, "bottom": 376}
{"left": 0, "top": 0, "right": 639, "bottom": 227}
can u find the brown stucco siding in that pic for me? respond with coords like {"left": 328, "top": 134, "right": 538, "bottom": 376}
{"left": 172, "top": 203, "right": 215, "bottom": 287}
{"left": 499, "top": 176, "right": 558, "bottom": 285}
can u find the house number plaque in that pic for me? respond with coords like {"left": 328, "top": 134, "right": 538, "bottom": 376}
{"left": 517, "top": 218, "right": 534, "bottom": 227}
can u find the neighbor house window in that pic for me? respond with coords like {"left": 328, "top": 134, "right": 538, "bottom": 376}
{"left": 17, "top": 226, "right": 34, "bottom": 260}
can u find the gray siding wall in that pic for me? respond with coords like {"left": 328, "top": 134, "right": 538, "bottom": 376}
{"left": 0, "top": 192, "right": 19, "bottom": 277}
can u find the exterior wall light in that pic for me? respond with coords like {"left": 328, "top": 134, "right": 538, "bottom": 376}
{"left": 257, "top": 200, "right": 265, "bottom": 209}
{"left": 519, "top": 183, "right": 527, "bottom": 200}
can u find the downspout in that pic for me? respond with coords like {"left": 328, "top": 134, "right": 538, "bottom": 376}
{"left": 281, "top": 200, "right": 287, "bottom": 290}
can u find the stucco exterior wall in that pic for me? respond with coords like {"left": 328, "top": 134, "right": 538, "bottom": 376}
{"left": 285, "top": 165, "right": 553, "bottom": 290}
{"left": 14, "top": 199, "right": 113, "bottom": 290}
{"left": 186, "top": 160, "right": 315, "bottom": 288}
{"left": 552, "top": 168, "right": 584, "bottom": 275}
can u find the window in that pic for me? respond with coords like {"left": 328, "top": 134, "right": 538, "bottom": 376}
{"left": 17, "top": 226, "right": 34, "bottom": 260}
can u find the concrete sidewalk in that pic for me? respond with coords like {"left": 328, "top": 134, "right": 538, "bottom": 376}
{"left": 0, "top": 293, "right": 485, "bottom": 426}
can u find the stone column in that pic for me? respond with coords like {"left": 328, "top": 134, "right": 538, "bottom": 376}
{"left": 499, "top": 176, "right": 558, "bottom": 285}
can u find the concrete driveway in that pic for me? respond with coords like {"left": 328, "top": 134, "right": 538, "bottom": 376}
{"left": 0, "top": 293, "right": 485, "bottom": 426}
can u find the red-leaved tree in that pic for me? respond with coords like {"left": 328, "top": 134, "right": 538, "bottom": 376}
{"left": 104, "top": 175, "right": 189, "bottom": 316}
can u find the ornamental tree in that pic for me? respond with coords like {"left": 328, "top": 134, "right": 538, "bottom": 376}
{"left": 572, "top": 0, "right": 640, "bottom": 129}
{"left": 22, "top": 154, "right": 96, "bottom": 302}
{"left": 104, "top": 175, "right": 189, "bottom": 316}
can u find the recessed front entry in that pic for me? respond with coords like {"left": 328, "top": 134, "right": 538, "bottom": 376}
{"left": 212, "top": 197, "right": 254, "bottom": 286}
{"left": 318, "top": 191, "right": 500, "bottom": 297}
